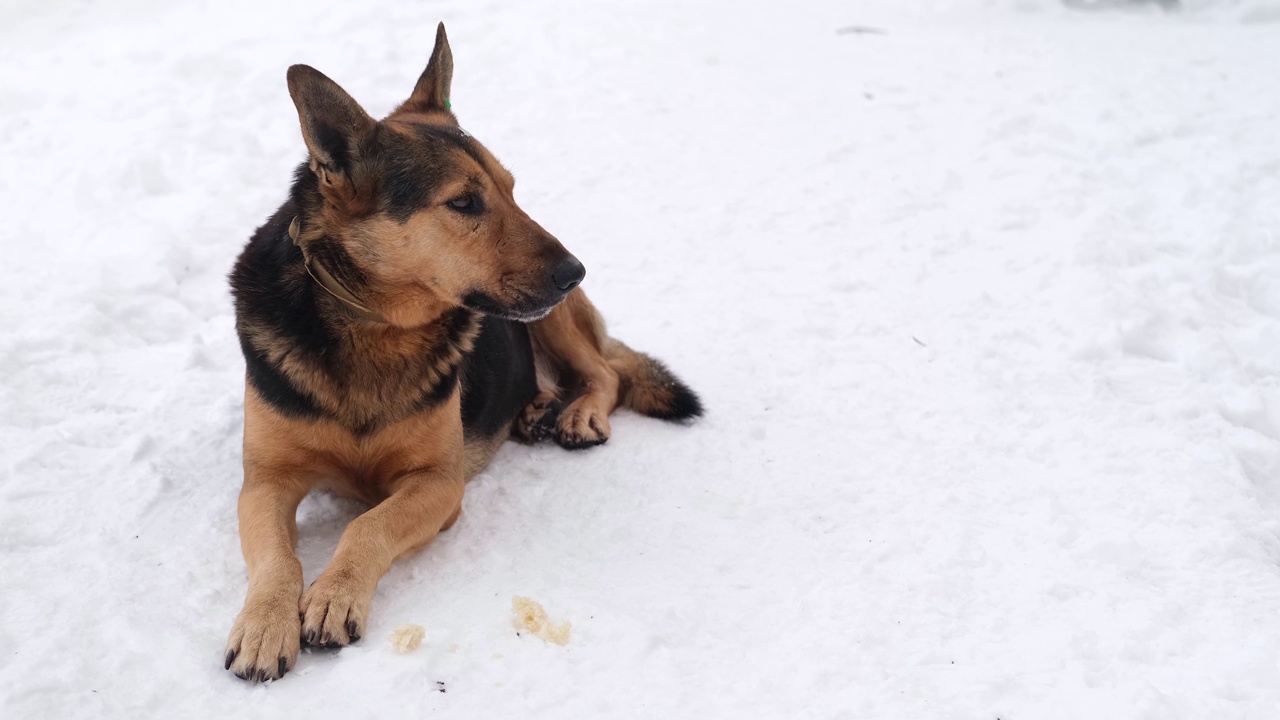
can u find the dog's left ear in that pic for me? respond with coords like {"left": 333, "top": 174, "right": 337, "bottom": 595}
{"left": 396, "top": 22, "right": 456, "bottom": 117}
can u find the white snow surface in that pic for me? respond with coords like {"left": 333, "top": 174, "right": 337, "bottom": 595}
{"left": 4, "top": 0, "right": 1280, "bottom": 717}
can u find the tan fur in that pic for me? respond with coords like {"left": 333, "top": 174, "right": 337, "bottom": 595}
{"left": 603, "top": 338, "right": 686, "bottom": 418}
{"left": 226, "top": 385, "right": 468, "bottom": 680}
{"left": 346, "top": 192, "right": 559, "bottom": 325}
{"left": 242, "top": 307, "right": 479, "bottom": 432}
{"left": 283, "top": 128, "right": 549, "bottom": 330}
{"left": 226, "top": 23, "right": 697, "bottom": 683}
{"left": 526, "top": 290, "right": 621, "bottom": 446}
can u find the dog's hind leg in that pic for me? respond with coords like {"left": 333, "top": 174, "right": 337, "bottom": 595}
{"left": 526, "top": 289, "right": 620, "bottom": 449}
{"left": 526, "top": 288, "right": 703, "bottom": 449}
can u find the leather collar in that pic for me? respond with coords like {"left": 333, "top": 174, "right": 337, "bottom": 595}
{"left": 288, "top": 216, "right": 387, "bottom": 323}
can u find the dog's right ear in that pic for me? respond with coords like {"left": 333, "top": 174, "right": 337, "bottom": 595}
{"left": 287, "top": 65, "right": 376, "bottom": 213}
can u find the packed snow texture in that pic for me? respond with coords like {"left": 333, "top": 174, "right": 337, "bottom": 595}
{"left": 3, "top": 0, "right": 1280, "bottom": 717}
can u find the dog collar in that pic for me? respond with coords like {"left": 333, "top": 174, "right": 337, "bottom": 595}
{"left": 288, "top": 216, "right": 388, "bottom": 324}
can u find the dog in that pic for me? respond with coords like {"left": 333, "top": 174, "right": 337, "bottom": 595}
{"left": 223, "top": 23, "right": 701, "bottom": 682}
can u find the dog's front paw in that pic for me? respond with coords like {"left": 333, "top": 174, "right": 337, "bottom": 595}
{"left": 300, "top": 569, "right": 372, "bottom": 649}
{"left": 554, "top": 399, "right": 611, "bottom": 450}
{"left": 225, "top": 592, "right": 302, "bottom": 682}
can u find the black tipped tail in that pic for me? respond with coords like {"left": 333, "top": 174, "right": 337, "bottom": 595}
{"left": 640, "top": 362, "right": 703, "bottom": 422}
{"left": 605, "top": 340, "right": 703, "bottom": 422}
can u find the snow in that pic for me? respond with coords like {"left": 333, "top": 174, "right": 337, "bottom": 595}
{"left": 4, "top": 0, "right": 1280, "bottom": 717}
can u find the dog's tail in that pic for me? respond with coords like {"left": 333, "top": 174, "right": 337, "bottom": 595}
{"left": 604, "top": 338, "right": 703, "bottom": 421}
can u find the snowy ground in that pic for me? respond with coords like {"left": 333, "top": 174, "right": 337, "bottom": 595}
{"left": 4, "top": 0, "right": 1280, "bottom": 717}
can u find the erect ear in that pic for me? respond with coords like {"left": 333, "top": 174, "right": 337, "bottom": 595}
{"left": 396, "top": 22, "right": 455, "bottom": 117}
{"left": 286, "top": 64, "right": 376, "bottom": 211}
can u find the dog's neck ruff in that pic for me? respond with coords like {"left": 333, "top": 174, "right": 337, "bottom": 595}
{"left": 288, "top": 216, "right": 388, "bottom": 324}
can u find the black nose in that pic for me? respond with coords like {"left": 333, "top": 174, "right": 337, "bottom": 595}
{"left": 552, "top": 256, "right": 586, "bottom": 292}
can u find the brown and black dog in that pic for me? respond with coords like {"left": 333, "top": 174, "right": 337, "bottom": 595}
{"left": 223, "top": 23, "right": 700, "bottom": 682}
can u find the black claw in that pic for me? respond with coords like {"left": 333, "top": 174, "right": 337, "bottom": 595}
{"left": 517, "top": 400, "right": 563, "bottom": 443}
{"left": 278, "top": 657, "right": 287, "bottom": 677}
{"left": 225, "top": 649, "right": 237, "bottom": 670}
{"left": 303, "top": 630, "right": 316, "bottom": 646}
{"left": 555, "top": 432, "right": 608, "bottom": 451}
{"left": 346, "top": 620, "right": 360, "bottom": 642}
{"left": 235, "top": 669, "right": 250, "bottom": 681}
{"left": 531, "top": 404, "right": 562, "bottom": 440}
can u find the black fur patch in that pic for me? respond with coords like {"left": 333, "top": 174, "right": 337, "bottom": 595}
{"left": 382, "top": 143, "right": 442, "bottom": 216}
{"left": 459, "top": 291, "right": 509, "bottom": 316}
{"left": 414, "top": 364, "right": 461, "bottom": 414}
{"left": 315, "top": 122, "right": 350, "bottom": 172}
{"left": 658, "top": 379, "right": 704, "bottom": 421}
{"left": 412, "top": 124, "right": 487, "bottom": 170}
{"left": 460, "top": 317, "right": 538, "bottom": 438}
{"left": 460, "top": 290, "right": 555, "bottom": 322}
{"left": 238, "top": 333, "right": 321, "bottom": 419}
{"left": 230, "top": 204, "right": 338, "bottom": 418}
{"left": 442, "top": 307, "right": 479, "bottom": 348}
{"left": 232, "top": 196, "right": 481, "bottom": 436}
{"left": 381, "top": 123, "right": 489, "bottom": 221}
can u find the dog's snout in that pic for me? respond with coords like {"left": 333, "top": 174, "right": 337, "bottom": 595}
{"left": 551, "top": 256, "right": 586, "bottom": 292}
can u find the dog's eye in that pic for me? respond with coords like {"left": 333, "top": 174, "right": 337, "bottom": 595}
{"left": 446, "top": 193, "right": 482, "bottom": 214}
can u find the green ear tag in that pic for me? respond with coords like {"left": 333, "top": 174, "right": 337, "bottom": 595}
{"left": 444, "top": 97, "right": 452, "bottom": 110}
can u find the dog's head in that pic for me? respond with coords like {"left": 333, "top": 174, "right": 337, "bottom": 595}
{"left": 285, "top": 23, "right": 583, "bottom": 325}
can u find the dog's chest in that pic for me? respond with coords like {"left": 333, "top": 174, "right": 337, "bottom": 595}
{"left": 289, "top": 404, "right": 463, "bottom": 504}
{"left": 320, "top": 311, "right": 480, "bottom": 435}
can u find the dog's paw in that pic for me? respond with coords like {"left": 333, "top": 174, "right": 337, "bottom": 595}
{"left": 300, "top": 569, "right": 372, "bottom": 649}
{"left": 225, "top": 594, "right": 302, "bottom": 682}
{"left": 554, "top": 399, "right": 611, "bottom": 450}
{"left": 514, "top": 393, "right": 562, "bottom": 443}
